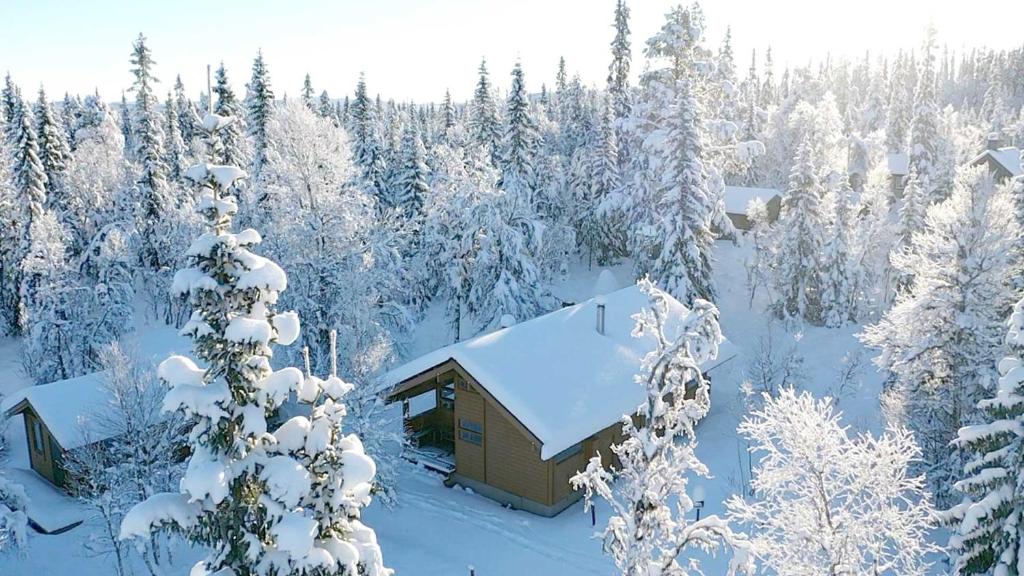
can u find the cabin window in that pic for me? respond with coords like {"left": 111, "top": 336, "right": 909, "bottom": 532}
{"left": 440, "top": 381, "right": 455, "bottom": 410}
{"left": 458, "top": 418, "right": 483, "bottom": 445}
{"left": 553, "top": 442, "right": 582, "bottom": 464}
{"left": 32, "top": 419, "right": 44, "bottom": 453}
{"left": 407, "top": 389, "right": 437, "bottom": 417}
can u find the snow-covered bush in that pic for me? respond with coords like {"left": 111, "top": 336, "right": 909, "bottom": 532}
{"left": 727, "top": 388, "right": 938, "bottom": 575}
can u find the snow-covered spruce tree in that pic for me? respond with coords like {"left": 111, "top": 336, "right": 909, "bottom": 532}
{"left": 213, "top": 63, "right": 248, "bottom": 169}
{"left": 499, "top": 61, "right": 540, "bottom": 211}
{"left": 744, "top": 198, "right": 774, "bottom": 306}
{"left": 164, "top": 91, "right": 188, "bottom": 183}
{"left": 349, "top": 74, "right": 388, "bottom": 208}
{"left": 119, "top": 92, "right": 134, "bottom": 156}
{"left": 587, "top": 99, "right": 623, "bottom": 265}
{"left": 946, "top": 296, "right": 1024, "bottom": 574}
{"left": 121, "top": 113, "right": 388, "bottom": 574}
{"left": 571, "top": 279, "right": 752, "bottom": 576}
{"left": 908, "top": 28, "right": 945, "bottom": 204}
{"left": 465, "top": 163, "right": 553, "bottom": 332}
{"left": 392, "top": 116, "right": 428, "bottom": 220}
{"left": 10, "top": 97, "right": 49, "bottom": 333}
{"left": 0, "top": 129, "right": 18, "bottom": 335}
{"left": 33, "top": 87, "right": 71, "bottom": 208}
{"left": 468, "top": 58, "right": 501, "bottom": 157}
{"left": 772, "top": 136, "right": 823, "bottom": 324}
{"left": 649, "top": 74, "right": 716, "bottom": 304}
{"left": 301, "top": 73, "right": 315, "bottom": 111}
{"left": 317, "top": 91, "right": 333, "bottom": 122}
{"left": 726, "top": 388, "right": 938, "bottom": 576}
{"left": 607, "top": 0, "right": 631, "bottom": 166}
{"left": 862, "top": 167, "right": 1016, "bottom": 505}
{"left": 173, "top": 75, "right": 201, "bottom": 148}
{"left": 128, "top": 34, "right": 171, "bottom": 271}
{"left": 820, "top": 181, "right": 857, "bottom": 328}
{"left": 244, "top": 50, "right": 275, "bottom": 210}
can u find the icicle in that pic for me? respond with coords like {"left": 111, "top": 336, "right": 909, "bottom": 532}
{"left": 302, "top": 346, "right": 311, "bottom": 378}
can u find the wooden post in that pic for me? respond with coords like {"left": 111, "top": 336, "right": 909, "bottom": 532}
{"left": 591, "top": 505, "right": 596, "bottom": 526}
{"left": 206, "top": 64, "right": 213, "bottom": 115}
{"left": 329, "top": 329, "right": 338, "bottom": 378}
{"left": 469, "top": 566, "right": 475, "bottom": 576}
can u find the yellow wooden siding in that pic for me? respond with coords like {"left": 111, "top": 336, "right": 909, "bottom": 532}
{"left": 484, "top": 400, "right": 549, "bottom": 505}
{"left": 550, "top": 448, "right": 584, "bottom": 503}
{"left": 454, "top": 379, "right": 486, "bottom": 483}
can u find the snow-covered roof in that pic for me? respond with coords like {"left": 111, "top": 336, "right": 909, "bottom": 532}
{"left": 723, "top": 185, "right": 780, "bottom": 215}
{"left": 380, "top": 286, "right": 738, "bottom": 460}
{"left": 887, "top": 153, "right": 909, "bottom": 176}
{"left": 1, "top": 327, "right": 191, "bottom": 451}
{"left": 971, "top": 147, "right": 1022, "bottom": 177}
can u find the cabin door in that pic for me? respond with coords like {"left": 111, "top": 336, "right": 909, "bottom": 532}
{"left": 25, "top": 412, "right": 57, "bottom": 485}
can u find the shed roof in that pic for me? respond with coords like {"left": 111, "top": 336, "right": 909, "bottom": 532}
{"left": 722, "top": 185, "right": 781, "bottom": 215}
{"left": 971, "top": 147, "right": 1022, "bottom": 177}
{"left": 1, "top": 327, "right": 191, "bottom": 451}
{"left": 380, "top": 285, "right": 738, "bottom": 460}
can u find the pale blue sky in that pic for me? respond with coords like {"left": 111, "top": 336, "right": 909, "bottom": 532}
{"left": 2, "top": 0, "right": 1021, "bottom": 103}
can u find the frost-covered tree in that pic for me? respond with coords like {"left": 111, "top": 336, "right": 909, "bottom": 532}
{"left": 820, "top": 182, "right": 857, "bottom": 327}
{"left": 726, "top": 388, "right": 937, "bottom": 576}
{"left": 65, "top": 343, "right": 186, "bottom": 576}
{"left": 173, "top": 75, "right": 200, "bottom": 146}
{"left": 261, "top": 100, "right": 403, "bottom": 377}
{"left": 773, "top": 136, "right": 823, "bottom": 323}
{"left": 862, "top": 168, "right": 1016, "bottom": 504}
{"left": 10, "top": 97, "right": 48, "bottom": 333}
{"left": 301, "top": 73, "right": 315, "bottom": 110}
{"left": 0, "top": 394, "right": 28, "bottom": 552}
{"left": 947, "top": 295, "right": 1024, "bottom": 575}
{"left": 572, "top": 280, "right": 752, "bottom": 576}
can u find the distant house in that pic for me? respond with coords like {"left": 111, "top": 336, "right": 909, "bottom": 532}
{"left": 380, "top": 285, "right": 737, "bottom": 516}
{"left": 722, "top": 185, "right": 782, "bottom": 231}
{"left": 1, "top": 330, "right": 188, "bottom": 489}
{"left": 887, "top": 152, "right": 909, "bottom": 199}
{"left": 970, "top": 146, "right": 1022, "bottom": 183}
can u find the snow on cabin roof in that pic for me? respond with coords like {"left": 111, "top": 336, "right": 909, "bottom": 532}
{"left": 379, "top": 285, "right": 738, "bottom": 461}
{"left": 971, "top": 147, "right": 1023, "bottom": 177}
{"left": 1, "top": 327, "right": 192, "bottom": 451}
{"left": 887, "top": 153, "right": 909, "bottom": 176}
{"left": 723, "top": 185, "right": 780, "bottom": 215}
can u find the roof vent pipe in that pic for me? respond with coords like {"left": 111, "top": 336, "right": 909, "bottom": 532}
{"left": 595, "top": 297, "right": 606, "bottom": 335}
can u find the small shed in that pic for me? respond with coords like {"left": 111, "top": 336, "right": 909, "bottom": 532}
{"left": 970, "top": 146, "right": 1022, "bottom": 183}
{"left": 380, "top": 285, "right": 737, "bottom": 516}
{"left": 1, "top": 329, "right": 189, "bottom": 489}
{"left": 887, "top": 152, "right": 909, "bottom": 199}
{"left": 3, "top": 372, "right": 121, "bottom": 487}
{"left": 723, "top": 185, "right": 782, "bottom": 231}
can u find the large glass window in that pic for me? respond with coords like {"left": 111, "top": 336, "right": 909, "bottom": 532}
{"left": 458, "top": 418, "right": 483, "bottom": 445}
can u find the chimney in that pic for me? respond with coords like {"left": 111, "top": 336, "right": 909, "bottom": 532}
{"left": 987, "top": 132, "right": 1003, "bottom": 151}
{"left": 595, "top": 296, "right": 606, "bottom": 335}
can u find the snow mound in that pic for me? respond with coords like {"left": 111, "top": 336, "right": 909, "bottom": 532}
{"left": 272, "top": 311, "right": 301, "bottom": 346}
{"left": 158, "top": 355, "right": 205, "bottom": 386}
{"left": 261, "top": 455, "right": 311, "bottom": 508}
{"left": 592, "top": 268, "right": 620, "bottom": 296}
{"left": 271, "top": 510, "right": 317, "bottom": 558}
{"left": 181, "top": 449, "right": 230, "bottom": 505}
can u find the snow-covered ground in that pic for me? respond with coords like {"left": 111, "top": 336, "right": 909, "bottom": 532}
{"left": 0, "top": 240, "right": 892, "bottom": 575}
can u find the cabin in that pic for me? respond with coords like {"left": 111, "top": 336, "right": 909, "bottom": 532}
{"left": 887, "top": 152, "right": 909, "bottom": 199}
{"left": 1, "top": 329, "right": 189, "bottom": 490}
{"left": 2, "top": 372, "right": 124, "bottom": 488}
{"left": 380, "top": 284, "right": 737, "bottom": 516}
{"left": 722, "top": 185, "right": 782, "bottom": 231}
{"left": 970, "top": 146, "right": 1022, "bottom": 183}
